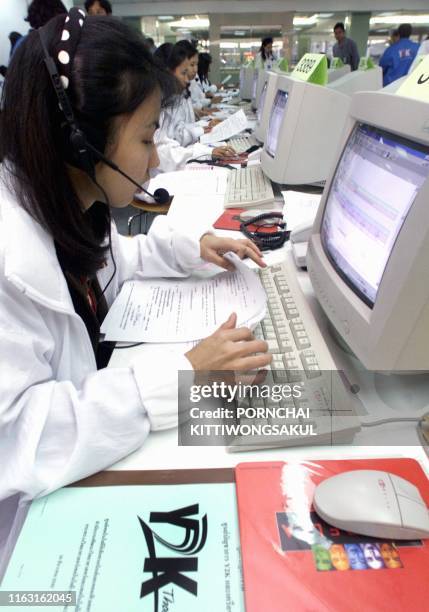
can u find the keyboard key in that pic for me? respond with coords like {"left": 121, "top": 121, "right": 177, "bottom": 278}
{"left": 283, "top": 308, "right": 298, "bottom": 319}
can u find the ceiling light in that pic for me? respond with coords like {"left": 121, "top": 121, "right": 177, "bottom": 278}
{"left": 370, "top": 14, "right": 429, "bottom": 25}
{"left": 170, "top": 18, "right": 210, "bottom": 29}
{"left": 158, "top": 16, "right": 174, "bottom": 21}
{"left": 293, "top": 15, "right": 318, "bottom": 27}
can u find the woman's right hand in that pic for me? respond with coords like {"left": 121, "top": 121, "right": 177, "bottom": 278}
{"left": 212, "top": 145, "right": 237, "bottom": 159}
{"left": 185, "top": 313, "right": 271, "bottom": 371}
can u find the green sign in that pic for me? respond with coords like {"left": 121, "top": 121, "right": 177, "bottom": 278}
{"left": 277, "top": 57, "right": 289, "bottom": 72}
{"left": 292, "top": 53, "right": 328, "bottom": 85}
{"left": 358, "top": 56, "right": 375, "bottom": 70}
{"left": 331, "top": 57, "right": 344, "bottom": 69}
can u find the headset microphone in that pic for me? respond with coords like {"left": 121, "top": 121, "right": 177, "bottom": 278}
{"left": 84, "top": 142, "right": 171, "bottom": 205}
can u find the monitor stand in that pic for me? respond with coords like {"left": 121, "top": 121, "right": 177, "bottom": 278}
{"left": 326, "top": 321, "right": 429, "bottom": 423}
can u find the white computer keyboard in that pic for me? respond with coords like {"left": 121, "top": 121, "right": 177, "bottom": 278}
{"left": 227, "top": 256, "right": 361, "bottom": 451}
{"left": 224, "top": 165, "right": 275, "bottom": 208}
{"left": 228, "top": 135, "right": 261, "bottom": 154}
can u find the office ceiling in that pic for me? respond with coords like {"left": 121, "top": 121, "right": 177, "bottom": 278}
{"left": 94, "top": 0, "right": 429, "bottom": 10}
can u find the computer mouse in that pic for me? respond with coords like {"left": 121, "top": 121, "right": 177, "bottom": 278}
{"left": 313, "top": 470, "right": 429, "bottom": 540}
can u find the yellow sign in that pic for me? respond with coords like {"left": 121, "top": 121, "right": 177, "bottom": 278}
{"left": 397, "top": 55, "right": 429, "bottom": 101}
{"left": 291, "top": 53, "right": 328, "bottom": 85}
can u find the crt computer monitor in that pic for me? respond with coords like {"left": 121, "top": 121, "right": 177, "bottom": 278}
{"left": 239, "top": 66, "right": 255, "bottom": 100}
{"left": 260, "top": 74, "right": 350, "bottom": 184}
{"left": 382, "top": 74, "right": 407, "bottom": 93}
{"left": 327, "top": 65, "right": 351, "bottom": 83}
{"left": 254, "top": 71, "right": 278, "bottom": 143}
{"left": 328, "top": 66, "right": 382, "bottom": 96}
{"left": 307, "top": 91, "right": 429, "bottom": 371}
{"left": 251, "top": 69, "right": 268, "bottom": 111}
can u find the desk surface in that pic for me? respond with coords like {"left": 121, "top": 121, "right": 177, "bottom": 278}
{"left": 108, "top": 168, "right": 429, "bottom": 476}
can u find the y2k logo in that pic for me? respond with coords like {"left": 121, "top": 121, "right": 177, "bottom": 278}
{"left": 399, "top": 49, "right": 412, "bottom": 59}
{"left": 138, "top": 504, "right": 208, "bottom": 612}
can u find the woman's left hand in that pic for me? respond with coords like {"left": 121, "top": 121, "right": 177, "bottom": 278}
{"left": 200, "top": 234, "right": 266, "bottom": 270}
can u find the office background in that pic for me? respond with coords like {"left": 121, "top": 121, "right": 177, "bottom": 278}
{"left": 2, "top": 1, "right": 429, "bottom": 80}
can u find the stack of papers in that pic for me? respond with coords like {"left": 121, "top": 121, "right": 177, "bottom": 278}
{"left": 101, "top": 253, "right": 266, "bottom": 342}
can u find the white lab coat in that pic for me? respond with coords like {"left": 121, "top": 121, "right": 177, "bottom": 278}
{"left": 254, "top": 53, "right": 276, "bottom": 71}
{"left": 189, "top": 78, "right": 211, "bottom": 110}
{"left": 199, "top": 76, "right": 217, "bottom": 94}
{"left": 154, "top": 94, "right": 213, "bottom": 173}
{"left": 154, "top": 132, "right": 213, "bottom": 173}
{"left": 0, "top": 170, "right": 208, "bottom": 501}
{"left": 161, "top": 93, "right": 204, "bottom": 147}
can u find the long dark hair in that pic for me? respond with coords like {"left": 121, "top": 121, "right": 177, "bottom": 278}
{"left": 0, "top": 16, "right": 175, "bottom": 277}
{"left": 175, "top": 39, "right": 198, "bottom": 60}
{"left": 153, "top": 42, "right": 174, "bottom": 67}
{"left": 260, "top": 36, "right": 273, "bottom": 61}
{"left": 26, "top": 0, "right": 67, "bottom": 29}
{"left": 198, "top": 52, "right": 212, "bottom": 82}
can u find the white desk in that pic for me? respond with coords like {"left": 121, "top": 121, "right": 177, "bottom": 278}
{"left": 108, "top": 168, "right": 429, "bottom": 476}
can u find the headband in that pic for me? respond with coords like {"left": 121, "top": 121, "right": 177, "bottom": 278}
{"left": 55, "top": 7, "right": 86, "bottom": 90}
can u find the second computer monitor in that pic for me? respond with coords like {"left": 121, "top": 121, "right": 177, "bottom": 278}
{"left": 307, "top": 90, "right": 429, "bottom": 370}
{"left": 327, "top": 65, "right": 351, "bottom": 83}
{"left": 260, "top": 74, "right": 350, "bottom": 185}
{"left": 252, "top": 69, "right": 268, "bottom": 110}
{"left": 239, "top": 66, "right": 255, "bottom": 100}
{"left": 328, "top": 66, "right": 382, "bottom": 96}
{"left": 254, "top": 71, "right": 279, "bottom": 143}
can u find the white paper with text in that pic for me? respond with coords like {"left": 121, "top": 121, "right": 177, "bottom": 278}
{"left": 101, "top": 253, "right": 266, "bottom": 342}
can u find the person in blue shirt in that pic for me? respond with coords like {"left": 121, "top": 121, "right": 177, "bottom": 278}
{"left": 379, "top": 23, "right": 419, "bottom": 86}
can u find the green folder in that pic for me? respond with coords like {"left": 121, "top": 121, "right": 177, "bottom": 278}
{"left": 1, "top": 470, "right": 243, "bottom": 612}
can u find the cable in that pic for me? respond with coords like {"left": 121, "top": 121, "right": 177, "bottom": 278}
{"left": 89, "top": 177, "right": 117, "bottom": 298}
{"left": 361, "top": 417, "right": 422, "bottom": 427}
{"left": 115, "top": 342, "right": 145, "bottom": 349}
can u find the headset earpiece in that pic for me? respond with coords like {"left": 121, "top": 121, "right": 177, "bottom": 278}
{"left": 69, "top": 128, "right": 96, "bottom": 177}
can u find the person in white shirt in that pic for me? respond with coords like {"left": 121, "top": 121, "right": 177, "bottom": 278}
{"left": 191, "top": 52, "right": 223, "bottom": 115}
{"left": 154, "top": 41, "right": 235, "bottom": 172}
{"left": 188, "top": 50, "right": 212, "bottom": 113}
{"left": 197, "top": 53, "right": 219, "bottom": 95}
{"left": 255, "top": 36, "right": 276, "bottom": 70}
{"left": 0, "top": 10, "right": 271, "bottom": 500}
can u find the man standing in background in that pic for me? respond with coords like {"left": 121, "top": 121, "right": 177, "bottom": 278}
{"left": 333, "top": 22, "right": 360, "bottom": 71}
{"left": 379, "top": 23, "right": 419, "bottom": 86}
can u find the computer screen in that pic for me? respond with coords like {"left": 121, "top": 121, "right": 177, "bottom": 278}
{"left": 321, "top": 123, "right": 429, "bottom": 307}
{"left": 266, "top": 90, "right": 288, "bottom": 158}
{"left": 256, "top": 81, "right": 268, "bottom": 122}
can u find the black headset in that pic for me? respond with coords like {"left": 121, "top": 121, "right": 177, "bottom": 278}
{"left": 240, "top": 211, "right": 289, "bottom": 251}
{"left": 38, "top": 22, "right": 170, "bottom": 205}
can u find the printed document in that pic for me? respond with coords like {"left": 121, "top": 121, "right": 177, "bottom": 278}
{"left": 200, "top": 110, "right": 247, "bottom": 145}
{"left": 101, "top": 253, "right": 266, "bottom": 342}
{"left": 135, "top": 168, "right": 228, "bottom": 202}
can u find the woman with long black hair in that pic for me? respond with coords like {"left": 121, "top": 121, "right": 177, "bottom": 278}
{"left": 0, "top": 9, "right": 270, "bottom": 499}
{"left": 255, "top": 36, "right": 276, "bottom": 70}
